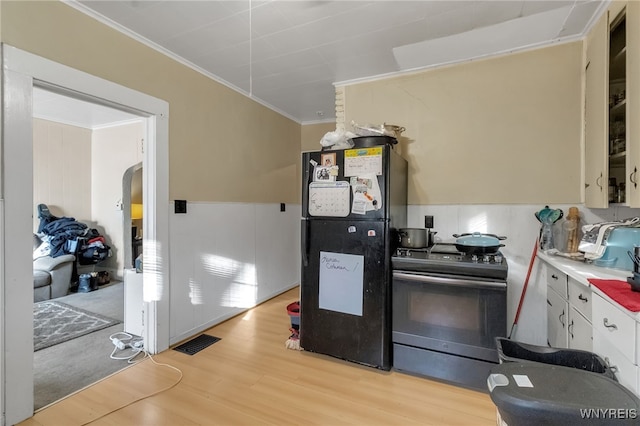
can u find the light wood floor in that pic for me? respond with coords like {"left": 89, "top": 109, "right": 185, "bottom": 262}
{"left": 19, "top": 287, "right": 497, "bottom": 426}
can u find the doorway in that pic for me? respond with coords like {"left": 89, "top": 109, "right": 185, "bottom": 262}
{"left": 32, "top": 95, "right": 145, "bottom": 409}
{"left": 1, "top": 45, "right": 170, "bottom": 424}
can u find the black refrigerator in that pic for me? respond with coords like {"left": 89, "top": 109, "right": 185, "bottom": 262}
{"left": 300, "top": 143, "right": 407, "bottom": 370}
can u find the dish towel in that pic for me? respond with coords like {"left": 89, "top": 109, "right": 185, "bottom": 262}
{"left": 580, "top": 217, "right": 640, "bottom": 260}
{"left": 588, "top": 279, "right": 640, "bottom": 312}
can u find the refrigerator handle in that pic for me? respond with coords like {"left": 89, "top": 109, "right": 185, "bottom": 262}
{"left": 301, "top": 219, "right": 310, "bottom": 267}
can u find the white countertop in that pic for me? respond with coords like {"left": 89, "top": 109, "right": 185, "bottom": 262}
{"left": 537, "top": 251, "right": 640, "bottom": 321}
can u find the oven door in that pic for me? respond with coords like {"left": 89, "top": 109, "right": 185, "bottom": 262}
{"left": 392, "top": 271, "right": 507, "bottom": 362}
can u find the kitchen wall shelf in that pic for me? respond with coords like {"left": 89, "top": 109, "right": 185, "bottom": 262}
{"left": 610, "top": 99, "right": 626, "bottom": 116}
{"left": 613, "top": 45, "right": 627, "bottom": 62}
{"left": 610, "top": 152, "right": 626, "bottom": 165}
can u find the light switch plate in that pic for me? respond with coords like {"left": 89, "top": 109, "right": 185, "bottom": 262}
{"left": 175, "top": 200, "right": 187, "bottom": 214}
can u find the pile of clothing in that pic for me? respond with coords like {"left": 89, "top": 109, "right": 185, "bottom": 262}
{"left": 34, "top": 204, "right": 111, "bottom": 265}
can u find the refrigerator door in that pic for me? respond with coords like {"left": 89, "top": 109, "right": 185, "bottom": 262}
{"left": 302, "top": 147, "right": 393, "bottom": 221}
{"left": 300, "top": 219, "right": 391, "bottom": 370}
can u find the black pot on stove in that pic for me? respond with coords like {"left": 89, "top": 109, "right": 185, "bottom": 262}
{"left": 453, "top": 232, "right": 506, "bottom": 255}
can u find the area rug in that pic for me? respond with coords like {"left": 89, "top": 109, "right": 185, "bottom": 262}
{"left": 34, "top": 300, "right": 121, "bottom": 351}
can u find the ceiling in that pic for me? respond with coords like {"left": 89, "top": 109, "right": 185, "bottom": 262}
{"left": 48, "top": 0, "right": 607, "bottom": 126}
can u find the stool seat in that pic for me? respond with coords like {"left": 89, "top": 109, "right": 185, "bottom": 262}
{"left": 488, "top": 362, "right": 640, "bottom": 426}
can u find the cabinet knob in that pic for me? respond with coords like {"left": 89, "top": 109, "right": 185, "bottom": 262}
{"left": 551, "top": 274, "right": 558, "bottom": 280}
{"left": 631, "top": 167, "right": 638, "bottom": 189}
{"left": 568, "top": 320, "right": 574, "bottom": 339}
{"left": 559, "top": 309, "right": 565, "bottom": 327}
{"left": 578, "top": 294, "right": 588, "bottom": 302}
{"left": 603, "top": 318, "right": 618, "bottom": 330}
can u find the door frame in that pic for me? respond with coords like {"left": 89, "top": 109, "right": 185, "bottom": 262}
{"left": 1, "top": 44, "right": 170, "bottom": 424}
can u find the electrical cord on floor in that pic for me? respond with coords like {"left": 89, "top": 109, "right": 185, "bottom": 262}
{"left": 109, "top": 332, "right": 146, "bottom": 363}
{"left": 80, "top": 342, "right": 183, "bottom": 426}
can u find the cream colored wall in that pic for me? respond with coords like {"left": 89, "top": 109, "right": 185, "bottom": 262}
{"left": 301, "top": 122, "right": 336, "bottom": 152}
{"left": 32, "top": 118, "right": 92, "bottom": 231}
{"left": 91, "top": 121, "right": 144, "bottom": 279}
{"left": 1, "top": 1, "right": 301, "bottom": 204}
{"left": 342, "top": 41, "right": 583, "bottom": 205}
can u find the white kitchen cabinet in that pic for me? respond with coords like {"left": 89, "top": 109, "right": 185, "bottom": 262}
{"left": 545, "top": 262, "right": 571, "bottom": 348}
{"left": 625, "top": 1, "right": 640, "bottom": 206}
{"left": 568, "top": 306, "right": 593, "bottom": 351}
{"left": 592, "top": 292, "right": 638, "bottom": 393}
{"left": 594, "top": 327, "right": 637, "bottom": 393}
{"left": 593, "top": 292, "right": 636, "bottom": 359}
{"left": 538, "top": 252, "right": 640, "bottom": 396}
{"left": 567, "top": 277, "right": 593, "bottom": 351}
{"left": 547, "top": 286, "right": 569, "bottom": 348}
{"left": 585, "top": 2, "right": 640, "bottom": 207}
{"left": 584, "top": 8, "right": 609, "bottom": 208}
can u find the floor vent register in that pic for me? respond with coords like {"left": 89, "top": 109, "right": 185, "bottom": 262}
{"left": 173, "top": 334, "right": 221, "bottom": 355}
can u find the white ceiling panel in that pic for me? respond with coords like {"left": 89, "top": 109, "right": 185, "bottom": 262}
{"left": 54, "top": 1, "right": 610, "bottom": 124}
{"left": 393, "top": 6, "right": 573, "bottom": 71}
{"left": 558, "top": 1, "right": 604, "bottom": 37}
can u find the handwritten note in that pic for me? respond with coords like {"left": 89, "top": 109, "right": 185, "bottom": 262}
{"left": 318, "top": 251, "right": 364, "bottom": 316}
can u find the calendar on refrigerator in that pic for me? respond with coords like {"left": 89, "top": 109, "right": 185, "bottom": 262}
{"left": 308, "top": 181, "right": 350, "bottom": 217}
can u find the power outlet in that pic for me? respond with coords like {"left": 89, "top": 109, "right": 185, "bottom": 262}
{"left": 175, "top": 200, "right": 187, "bottom": 214}
{"left": 425, "top": 215, "right": 434, "bottom": 228}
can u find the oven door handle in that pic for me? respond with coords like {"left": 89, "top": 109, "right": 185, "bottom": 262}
{"left": 393, "top": 271, "right": 507, "bottom": 289}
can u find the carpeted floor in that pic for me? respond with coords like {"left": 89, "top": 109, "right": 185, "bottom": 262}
{"left": 33, "top": 281, "right": 134, "bottom": 411}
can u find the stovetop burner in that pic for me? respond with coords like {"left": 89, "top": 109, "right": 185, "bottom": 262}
{"left": 392, "top": 243, "right": 508, "bottom": 280}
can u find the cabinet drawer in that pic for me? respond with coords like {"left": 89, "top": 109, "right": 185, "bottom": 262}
{"left": 594, "top": 327, "right": 638, "bottom": 395}
{"left": 593, "top": 294, "right": 636, "bottom": 363}
{"left": 568, "top": 277, "right": 592, "bottom": 322}
{"left": 546, "top": 264, "right": 567, "bottom": 298}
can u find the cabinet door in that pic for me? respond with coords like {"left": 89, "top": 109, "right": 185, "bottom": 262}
{"left": 585, "top": 11, "right": 609, "bottom": 208}
{"left": 594, "top": 327, "right": 638, "bottom": 394}
{"left": 547, "top": 286, "right": 568, "bottom": 348}
{"left": 593, "top": 293, "right": 636, "bottom": 360}
{"left": 568, "top": 306, "right": 592, "bottom": 352}
{"left": 627, "top": 2, "right": 640, "bottom": 206}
